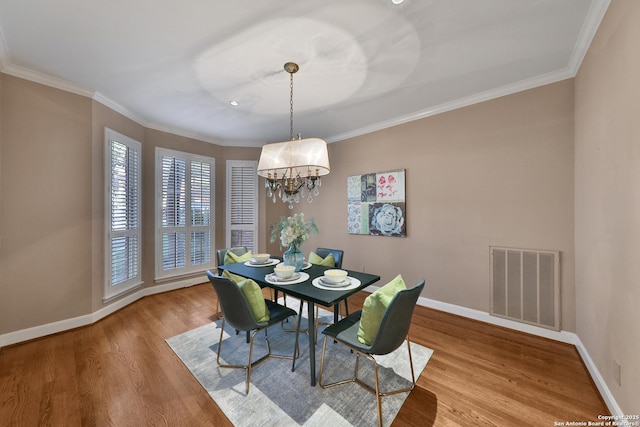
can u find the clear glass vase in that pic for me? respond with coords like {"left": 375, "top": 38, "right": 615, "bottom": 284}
{"left": 283, "top": 242, "right": 304, "bottom": 272}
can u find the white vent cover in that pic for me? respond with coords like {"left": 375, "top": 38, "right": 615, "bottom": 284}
{"left": 490, "top": 246, "right": 560, "bottom": 331}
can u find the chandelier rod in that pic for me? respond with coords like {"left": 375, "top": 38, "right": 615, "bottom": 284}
{"left": 289, "top": 66, "right": 294, "bottom": 141}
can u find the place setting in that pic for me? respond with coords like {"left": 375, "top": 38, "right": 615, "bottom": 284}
{"left": 244, "top": 253, "right": 280, "bottom": 267}
{"left": 265, "top": 264, "right": 310, "bottom": 285}
{"left": 312, "top": 269, "right": 361, "bottom": 291}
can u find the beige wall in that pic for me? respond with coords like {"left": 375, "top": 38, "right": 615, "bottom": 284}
{"left": 295, "top": 80, "right": 576, "bottom": 330}
{"left": 1, "top": 75, "right": 93, "bottom": 332}
{"left": 575, "top": 0, "right": 640, "bottom": 413}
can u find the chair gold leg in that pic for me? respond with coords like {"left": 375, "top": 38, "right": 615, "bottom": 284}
{"left": 215, "top": 318, "right": 299, "bottom": 395}
{"left": 372, "top": 358, "right": 383, "bottom": 427}
{"left": 319, "top": 336, "right": 357, "bottom": 388}
{"left": 216, "top": 318, "right": 226, "bottom": 364}
{"left": 318, "top": 335, "right": 417, "bottom": 427}
{"left": 246, "top": 330, "right": 255, "bottom": 394}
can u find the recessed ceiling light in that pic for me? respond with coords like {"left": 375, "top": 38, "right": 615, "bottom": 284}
{"left": 229, "top": 100, "right": 239, "bottom": 107}
{"left": 392, "top": 0, "right": 405, "bottom": 4}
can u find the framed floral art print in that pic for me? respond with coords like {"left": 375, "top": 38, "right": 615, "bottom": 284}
{"left": 347, "top": 169, "right": 406, "bottom": 237}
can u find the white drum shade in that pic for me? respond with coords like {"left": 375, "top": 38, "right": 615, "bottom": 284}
{"left": 257, "top": 138, "right": 330, "bottom": 178}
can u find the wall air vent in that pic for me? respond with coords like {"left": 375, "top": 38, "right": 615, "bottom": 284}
{"left": 490, "top": 246, "right": 560, "bottom": 331}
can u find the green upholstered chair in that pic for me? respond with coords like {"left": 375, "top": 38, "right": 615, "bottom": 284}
{"left": 206, "top": 271, "right": 300, "bottom": 395}
{"left": 318, "top": 280, "right": 425, "bottom": 427}
{"left": 214, "top": 247, "right": 249, "bottom": 316}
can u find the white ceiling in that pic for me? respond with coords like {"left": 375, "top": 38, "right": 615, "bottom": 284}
{"left": 0, "top": 0, "right": 610, "bottom": 147}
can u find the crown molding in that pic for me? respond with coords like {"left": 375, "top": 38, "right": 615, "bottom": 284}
{"left": 327, "top": 67, "right": 575, "bottom": 143}
{"left": 144, "top": 121, "right": 224, "bottom": 146}
{"left": 0, "top": 24, "right": 9, "bottom": 70}
{"left": 567, "top": 0, "right": 612, "bottom": 75}
{"left": 92, "top": 91, "right": 148, "bottom": 126}
{"left": 1, "top": 62, "right": 95, "bottom": 97}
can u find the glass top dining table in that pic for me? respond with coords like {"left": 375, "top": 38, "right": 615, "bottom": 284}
{"left": 217, "top": 260, "right": 380, "bottom": 386}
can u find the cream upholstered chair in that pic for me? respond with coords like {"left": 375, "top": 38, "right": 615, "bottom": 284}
{"left": 206, "top": 271, "right": 300, "bottom": 395}
{"left": 319, "top": 280, "right": 425, "bottom": 427}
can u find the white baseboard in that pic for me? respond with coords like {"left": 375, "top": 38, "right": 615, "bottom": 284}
{"left": 2, "top": 280, "right": 622, "bottom": 417}
{"left": 416, "top": 295, "right": 578, "bottom": 344}
{"left": 416, "top": 295, "right": 622, "bottom": 417}
{"left": 0, "top": 276, "right": 204, "bottom": 348}
{"left": 574, "top": 336, "right": 624, "bottom": 418}
{"left": 365, "top": 284, "right": 621, "bottom": 416}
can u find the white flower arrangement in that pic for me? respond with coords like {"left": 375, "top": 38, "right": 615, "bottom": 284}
{"left": 269, "top": 213, "right": 319, "bottom": 248}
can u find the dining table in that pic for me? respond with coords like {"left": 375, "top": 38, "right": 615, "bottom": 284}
{"left": 217, "top": 259, "right": 380, "bottom": 386}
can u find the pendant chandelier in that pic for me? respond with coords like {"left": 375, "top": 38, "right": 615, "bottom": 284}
{"left": 257, "top": 62, "right": 330, "bottom": 209}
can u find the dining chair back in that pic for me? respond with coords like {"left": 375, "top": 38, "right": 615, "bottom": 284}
{"left": 319, "top": 279, "right": 425, "bottom": 427}
{"left": 314, "top": 247, "right": 344, "bottom": 268}
{"left": 206, "top": 270, "right": 299, "bottom": 395}
{"left": 216, "top": 246, "right": 249, "bottom": 270}
{"left": 368, "top": 280, "right": 424, "bottom": 355}
{"left": 213, "top": 246, "right": 250, "bottom": 318}
{"left": 210, "top": 272, "right": 262, "bottom": 331}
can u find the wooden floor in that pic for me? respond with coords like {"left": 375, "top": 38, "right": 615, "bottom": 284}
{"left": 0, "top": 283, "right": 608, "bottom": 426}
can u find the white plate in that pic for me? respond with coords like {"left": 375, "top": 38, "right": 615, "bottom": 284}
{"left": 318, "top": 277, "right": 349, "bottom": 287}
{"left": 312, "top": 276, "right": 361, "bottom": 291}
{"left": 301, "top": 262, "right": 312, "bottom": 270}
{"left": 265, "top": 272, "right": 310, "bottom": 285}
{"left": 244, "top": 258, "right": 280, "bottom": 267}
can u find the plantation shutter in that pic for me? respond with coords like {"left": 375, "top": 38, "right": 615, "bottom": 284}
{"left": 190, "top": 160, "right": 212, "bottom": 266}
{"left": 226, "top": 161, "right": 258, "bottom": 252}
{"left": 110, "top": 140, "right": 140, "bottom": 284}
{"left": 161, "top": 156, "right": 187, "bottom": 271}
{"left": 105, "top": 128, "right": 142, "bottom": 300}
{"left": 156, "top": 148, "right": 215, "bottom": 279}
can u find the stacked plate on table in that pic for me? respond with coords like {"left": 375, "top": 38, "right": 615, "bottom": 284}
{"left": 266, "top": 272, "right": 301, "bottom": 283}
{"left": 318, "top": 276, "right": 351, "bottom": 288}
{"left": 245, "top": 258, "right": 279, "bottom": 267}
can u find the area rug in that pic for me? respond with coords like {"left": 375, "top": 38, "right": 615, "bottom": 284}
{"left": 166, "top": 302, "right": 433, "bottom": 427}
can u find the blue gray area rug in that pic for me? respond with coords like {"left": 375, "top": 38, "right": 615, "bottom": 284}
{"left": 166, "top": 303, "right": 433, "bottom": 427}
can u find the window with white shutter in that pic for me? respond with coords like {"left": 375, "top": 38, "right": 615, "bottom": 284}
{"left": 156, "top": 148, "right": 215, "bottom": 279}
{"left": 105, "top": 128, "right": 142, "bottom": 300}
{"left": 226, "top": 161, "right": 258, "bottom": 252}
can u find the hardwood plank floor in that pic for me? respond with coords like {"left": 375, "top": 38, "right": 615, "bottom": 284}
{"left": 0, "top": 283, "right": 608, "bottom": 426}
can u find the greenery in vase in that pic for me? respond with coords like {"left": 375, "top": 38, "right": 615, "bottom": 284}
{"left": 269, "top": 213, "right": 319, "bottom": 249}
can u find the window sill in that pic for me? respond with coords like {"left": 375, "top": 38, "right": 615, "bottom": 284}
{"left": 103, "top": 281, "right": 143, "bottom": 304}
